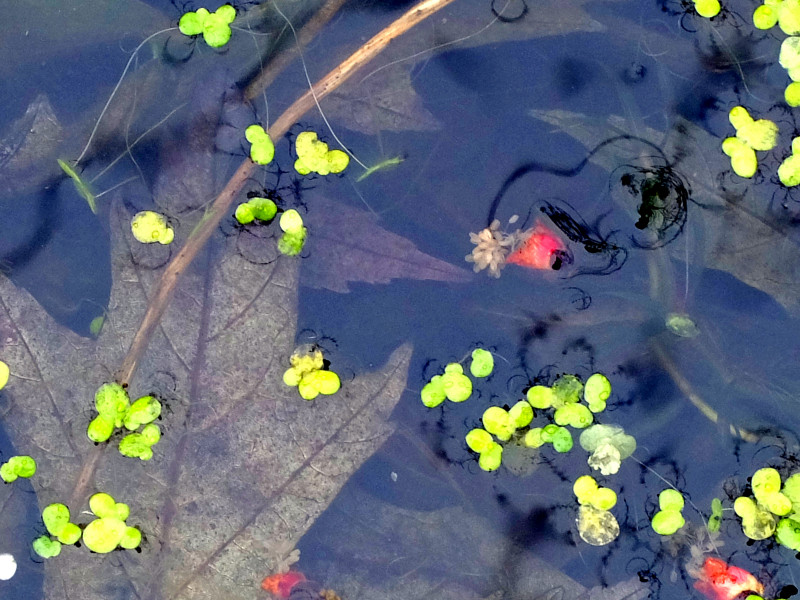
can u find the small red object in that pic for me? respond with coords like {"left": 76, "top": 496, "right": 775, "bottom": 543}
{"left": 693, "top": 557, "right": 763, "bottom": 600}
{"left": 261, "top": 570, "right": 306, "bottom": 598}
{"left": 506, "top": 221, "right": 565, "bottom": 270}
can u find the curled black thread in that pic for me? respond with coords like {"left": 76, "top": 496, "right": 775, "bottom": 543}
{"left": 614, "top": 163, "right": 689, "bottom": 249}
{"left": 486, "top": 134, "right": 670, "bottom": 227}
{"left": 484, "top": 135, "right": 693, "bottom": 275}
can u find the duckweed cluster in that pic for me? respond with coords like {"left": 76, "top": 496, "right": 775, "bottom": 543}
{"left": 651, "top": 489, "right": 686, "bottom": 535}
{"left": 465, "top": 428, "right": 503, "bottom": 471}
{"left": 278, "top": 209, "right": 307, "bottom": 256}
{"left": 233, "top": 198, "right": 307, "bottom": 256}
{"left": 465, "top": 402, "right": 534, "bottom": 471}
{"left": 421, "top": 363, "right": 474, "bottom": 406}
{"left": 754, "top": 0, "right": 800, "bottom": 35}
{"left": 523, "top": 424, "right": 573, "bottom": 453}
{"left": 33, "top": 493, "right": 143, "bottom": 558}
{"left": 83, "top": 493, "right": 142, "bottom": 553}
{"left": 574, "top": 475, "right": 620, "bottom": 545}
{"left": 87, "top": 383, "right": 162, "bottom": 460}
{"left": 722, "top": 106, "right": 778, "bottom": 178}
{"left": 421, "top": 348, "right": 494, "bottom": 407}
{"left": 283, "top": 345, "right": 341, "bottom": 400}
{"left": 245, "top": 125, "right": 275, "bottom": 166}
{"left": 731, "top": 467, "right": 800, "bottom": 549}
{"left": 692, "top": 0, "right": 721, "bottom": 17}
{"left": 779, "top": 137, "right": 800, "bottom": 186}
{"left": 131, "top": 211, "right": 174, "bottom": 245}
{"left": 179, "top": 5, "right": 236, "bottom": 48}
{"left": 527, "top": 372, "right": 609, "bottom": 428}
{"left": 0, "top": 455, "right": 36, "bottom": 483}
{"left": 235, "top": 197, "right": 277, "bottom": 225}
{"left": 294, "top": 132, "right": 349, "bottom": 176}
{"left": 426, "top": 365, "right": 621, "bottom": 476}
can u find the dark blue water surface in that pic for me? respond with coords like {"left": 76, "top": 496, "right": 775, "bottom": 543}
{"left": 4, "top": 0, "right": 800, "bottom": 598}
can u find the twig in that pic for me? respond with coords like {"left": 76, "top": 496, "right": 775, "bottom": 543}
{"left": 115, "top": 0, "right": 459, "bottom": 386}
{"left": 244, "top": 0, "right": 349, "bottom": 102}
{"left": 650, "top": 340, "right": 760, "bottom": 443}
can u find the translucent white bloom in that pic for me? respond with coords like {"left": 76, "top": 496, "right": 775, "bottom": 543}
{"left": 0, "top": 553, "right": 17, "bottom": 580}
{"left": 465, "top": 220, "right": 517, "bottom": 278}
{"left": 588, "top": 441, "right": 622, "bottom": 476}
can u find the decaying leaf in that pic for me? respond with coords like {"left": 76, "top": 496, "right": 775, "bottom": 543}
{"left": 302, "top": 196, "right": 472, "bottom": 292}
{"left": 0, "top": 208, "right": 412, "bottom": 598}
{"left": 0, "top": 62, "right": 414, "bottom": 598}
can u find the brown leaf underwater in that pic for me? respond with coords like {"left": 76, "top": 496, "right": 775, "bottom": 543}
{"left": 0, "top": 197, "right": 413, "bottom": 599}
{"left": 303, "top": 196, "right": 472, "bottom": 292}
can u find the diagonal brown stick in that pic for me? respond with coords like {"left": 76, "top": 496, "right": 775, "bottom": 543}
{"left": 244, "top": 0, "right": 349, "bottom": 102}
{"left": 115, "top": 0, "right": 459, "bottom": 386}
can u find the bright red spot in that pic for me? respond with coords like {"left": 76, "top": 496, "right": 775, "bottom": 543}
{"left": 506, "top": 221, "right": 565, "bottom": 270}
{"left": 693, "top": 557, "right": 763, "bottom": 600}
{"left": 261, "top": 570, "right": 306, "bottom": 598}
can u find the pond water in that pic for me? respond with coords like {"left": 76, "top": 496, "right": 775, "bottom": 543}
{"left": 3, "top": 0, "right": 800, "bottom": 599}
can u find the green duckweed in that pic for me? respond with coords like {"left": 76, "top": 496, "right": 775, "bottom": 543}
{"left": 469, "top": 348, "right": 494, "bottom": 378}
{"left": 442, "top": 363, "right": 472, "bottom": 402}
{"left": 83, "top": 492, "right": 141, "bottom": 553}
{"left": 722, "top": 106, "right": 778, "bottom": 178}
{"left": 179, "top": 5, "right": 236, "bottom": 48}
{"left": 754, "top": 0, "right": 800, "bottom": 34}
{"left": 651, "top": 489, "right": 686, "bottom": 535}
{"left": 235, "top": 197, "right": 278, "bottom": 224}
{"left": 283, "top": 345, "right": 340, "bottom": 400}
{"left": 32, "top": 536, "right": 61, "bottom": 559}
{"left": 583, "top": 373, "right": 611, "bottom": 412}
{"left": 0, "top": 360, "right": 8, "bottom": 390}
{"left": 478, "top": 442, "right": 503, "bottom": 471}
{"left": 465, "top": 428, "right": 494, "bottom": 453}
{"left": 482, "top": 406, "right": 514, "bottom": 441}
{"left": 693, "top": 0, "right": 720, "bottom": 17}
{"left": 245, "top": 125, "right": 275, "bottom": 165}
{"left": 119, "top": 424, "right": 161, "bottom": 460}
{"left": 0, "top": 455, "right": 36, "bottom": 483}
{"left": 420, "top": 375, "right": 446, "bottom": 407}
{"left": 708, "top": 498, "right": 723, "bottom": 533}
{"left": 780, "top": 138, "right": 800, "bottom": 187}
{"left": 277, "top": 209, "right": 307, "bottom": 256}
{"left": 294, "top": 131, "right": 350, "bottom": 176}
{"left": 131, "top": 211, "right": 174, "bottom": 245}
